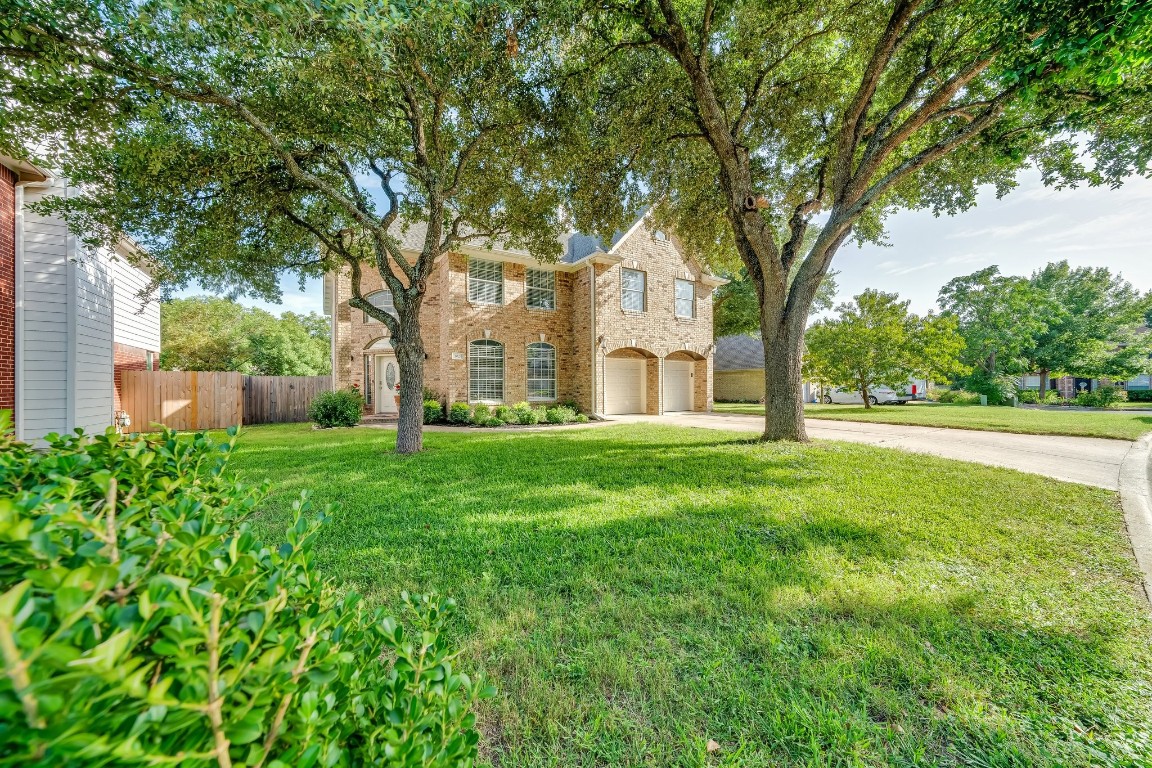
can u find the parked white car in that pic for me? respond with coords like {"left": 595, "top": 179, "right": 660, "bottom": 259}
{"left": 821, "top": 386, "right": 917, "bottom": 405}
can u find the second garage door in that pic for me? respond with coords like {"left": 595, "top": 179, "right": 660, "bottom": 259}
{"left": 662, "top": 360, "right": 693, "bottom": 412}
{"left": 604, "top": 357, "right": 646, "bottom": 414}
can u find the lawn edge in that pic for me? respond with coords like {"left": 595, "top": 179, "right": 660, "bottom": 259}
{"left": 715, "top": 407, "right": 1147, "bottom": 442}
{"left": 1119, "top": 434, "right": 1152, "bottom": 608}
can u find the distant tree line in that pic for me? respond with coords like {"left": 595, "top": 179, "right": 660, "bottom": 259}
{"left": 939, "top": 261, "right": 1152, "bottom": 401}
{"left": 798, "top": 260, "right": 1152, "bottom": 407}
{"left": 160, "top": 297, "right": 330, "bottom": 377}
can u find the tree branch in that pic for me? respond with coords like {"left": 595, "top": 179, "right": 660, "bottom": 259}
{"left": 832, "top": 0, "right": 924, "bottom": 199}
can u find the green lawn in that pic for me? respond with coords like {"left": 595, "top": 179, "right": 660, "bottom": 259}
{"left": 230, "top": 423, "right": 1152, "bottom": 767}
{"left": 714, "top": 402, "right": 1152, "bottom": 441}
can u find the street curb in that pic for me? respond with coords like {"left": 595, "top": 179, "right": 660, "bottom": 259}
{"left": 1118, "top": 434, "right": 1152, "bottom": 608}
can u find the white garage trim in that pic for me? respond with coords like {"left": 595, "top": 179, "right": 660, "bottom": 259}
{"left": 604, "top": 357, "right": 646, "bottom": 415}
{"left": 662, "top": 359, "right": 693, "bottom": 412}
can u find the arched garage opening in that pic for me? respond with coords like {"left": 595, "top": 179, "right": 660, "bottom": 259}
{"left": 604, "top": 347, "right": 656, "bottom": 415}
{"left": 663, "top": 350, "right": 705, "bottom": 413}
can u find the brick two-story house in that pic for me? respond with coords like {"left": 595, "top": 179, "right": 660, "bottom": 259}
{"left": 328, "top": 216, "right": 726, "bottom": 416}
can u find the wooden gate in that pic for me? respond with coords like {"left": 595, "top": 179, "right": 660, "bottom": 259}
{"left": 120, "top": 371, "right": 243, "bottom": 431}
{"left": 242, "top": 376, "right": 332, "bottom": 424}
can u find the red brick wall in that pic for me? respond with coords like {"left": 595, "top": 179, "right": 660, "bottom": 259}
{"left": 113, "top": 342, "right": 155, "bottom": 412}
{"left": 0, "top": 165, "right": 16, "bottom": 415}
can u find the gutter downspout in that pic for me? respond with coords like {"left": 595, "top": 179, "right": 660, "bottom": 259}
{"left": 65, "top": 183, "right": 77, "bottom": 433}
{"left": 589, "top": 263, "right": 599, "bottom": 418}
{"left": 329, "top": 271, "right": 337, "bottom": 391}
{"left": 13, "top": 173, "right": 54, "bottom": 441}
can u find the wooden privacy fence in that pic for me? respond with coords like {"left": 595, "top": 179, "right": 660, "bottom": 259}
{"left": 120, "top": 371, "right": 331, "bottom": 431}
{"left": 242, "top": 375, "right": 333, "bottom": 425}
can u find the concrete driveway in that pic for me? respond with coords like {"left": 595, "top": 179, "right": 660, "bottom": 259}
{"left": 610, "top": 412, "right": 1133, "bottom": 490}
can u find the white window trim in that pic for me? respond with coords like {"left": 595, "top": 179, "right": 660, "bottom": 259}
{"left": 468, "top": 258, "right": 504, "bottom": 305}
{"left": 525, "top": 268, "right": 556, "bottom": 311}
{"left": 468, "top": 339, "right": 505, "bottom": 404}
{"left": 526, "top": 342, "right": 557, "bottom": 401}
{"left": 363, "top": 289, "right": 396, "bottom": 323}
{"left": 621, "top": 268, "right": 646, "bottom": 313}
{"left": 674, "top": 279, "right": 696, "bottom": 319}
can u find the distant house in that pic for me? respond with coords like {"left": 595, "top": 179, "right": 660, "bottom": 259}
{"left": 1020, "top": 327, "right": 1151, "bottom": 398}
{"left": 714, "top": 334, "right": 768, "bottom": 402}
{"left": 1021, "top": 373, "right": 1151, "bottom": 398}
{"left": 327, "top": 216, "right": 726, "bottom": 415}
{"left": 1, "top": 156, "right": 160, "bottom": 441}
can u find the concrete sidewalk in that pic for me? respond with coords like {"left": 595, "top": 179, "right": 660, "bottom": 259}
{"left": 610, "top": 412, "right": 1134, "bottom": 490}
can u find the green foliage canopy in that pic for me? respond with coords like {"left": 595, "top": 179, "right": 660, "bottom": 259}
{"left": 1, "top": 0, "right": 568, "bottom": 452}
{"left": 1025, "top": 260, "right": 1152, "bottom": 382}
{"left": 805, "top": 289, "right": 967, "bottom": 406}
{"left": 553, "top": 0, "right": 1152, "bottom": 438}
{"left": 938, "top": 266, "right": 1047, "bottom": 376}
{"left": 160, "top": 297, "right": 330, "bottom": 376}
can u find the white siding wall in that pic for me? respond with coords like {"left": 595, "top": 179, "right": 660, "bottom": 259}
{"left": 72, "top": 249, "right": 114, "bottom": 431}
{"left": 20, "top": 183, "right": 70, "bottom": 439}
{"left": 112, "top": 254, "right": 160, "bottom": 351}
{"left": 19, "top": 179, "right": 115, "bottom": 440}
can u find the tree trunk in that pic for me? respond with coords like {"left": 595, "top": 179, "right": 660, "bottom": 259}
{"left": 861, "top": 381, "right": 872, "bottom": 410}
{"left": 761, "top": 319, "right": 808, "bottom": 441}
{"left": 391, "top": 309, "right": 426, "bottom": 455}
{"left": 1038, "top": 368, "right": 1049, "bottom": 400}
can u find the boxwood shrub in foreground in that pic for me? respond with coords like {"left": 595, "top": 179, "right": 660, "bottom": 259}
{"left": 0, "top": 415, "right": 489, "bottom": 767}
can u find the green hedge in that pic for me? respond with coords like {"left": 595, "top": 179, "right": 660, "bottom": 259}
{"left": 423, "top": 399, "right": 444, "bottom": 424}
{"left": 0, "top": 415, "right": 489, "bottom": 766}
{"left": 308, "top": 388, "right": 364, "bottom": 427}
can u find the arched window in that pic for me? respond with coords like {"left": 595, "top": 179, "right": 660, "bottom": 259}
{"left": 527, "top": 342, "right": 556, "bottom": 401}
{"left": 363, "top": 290, "right": 396, "bottom": 323}
{"left": 469, "top": 339, "right": 504, "bottom": 403}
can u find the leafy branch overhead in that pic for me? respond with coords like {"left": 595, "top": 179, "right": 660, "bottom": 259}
{"left": 1, "top": 0, "right": 570, "bottom": 453}
{"left": 557, "top": 0, "right": 1151, "bottom": 439}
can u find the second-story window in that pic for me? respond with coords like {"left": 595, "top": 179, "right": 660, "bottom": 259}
{"left": 526, "top": 268, "right": 555, "bottom": 310}
{"left": 363, "top": 289, "right": 396, "bottom": 322}
{"left": 621, "top": 268, "right": 646, "bottom": 312}
{"left": 674, "top": 279, "right": 696, "bottom": 319}
{"left": 468, "top": 258, "right": 503, "bottom": 305}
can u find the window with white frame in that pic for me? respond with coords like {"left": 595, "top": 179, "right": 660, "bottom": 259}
{"left": 527, "top": 342, "right": 556, "bottom": 400}
{"left": 1128, "top": 374, "right": 1151, "bottom": 390}
{"left": 469, "top": 339, "right": 505, "bottom": 402}
{"left": 621, "top": 268, "right": 646, "bottom": 312}
{"left": 526, "top": 269, "right": 556, "bottom": 310}
{"left": 362, "top": 289, "right": 396, "bottom": 322}
{"left": 674, "top": 279, "right": 696, "bottom": 318}
{"left": 468, "top": 258, "right": 503, "bottom": 304}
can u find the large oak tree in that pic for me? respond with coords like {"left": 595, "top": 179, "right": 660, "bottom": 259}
{"left": 1, "top": 0, "right": 564, "bottom": 453}
{"left": 558, "top": 0, "right": 1152, "bottom": 440}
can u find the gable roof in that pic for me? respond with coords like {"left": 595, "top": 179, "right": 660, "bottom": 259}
{"left": 384, "top": 214, "right": 726, "bottom": 285}
{"left": 0, "top": 154, "right": 49, "bottom": 183}
{"left": 714, "top": 334, "right": 765, "bottom": 371}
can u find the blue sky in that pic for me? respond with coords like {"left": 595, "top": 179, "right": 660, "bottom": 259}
{"left": 185, "top": 169, "right": 1152, "bottom": 317}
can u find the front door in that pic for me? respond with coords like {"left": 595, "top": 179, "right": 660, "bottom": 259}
{"left": 375, "top": 354, "right": 400, "bottom": 415}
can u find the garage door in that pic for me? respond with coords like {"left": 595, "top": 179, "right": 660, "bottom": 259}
{"left": 662, "top": 360, "right": 693, "bottom": 412}
{"left": 604, "top": 357, "right": 646, "bottom": 414}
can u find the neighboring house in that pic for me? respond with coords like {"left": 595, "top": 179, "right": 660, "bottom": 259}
{"left": 327, "top": 216, "right": 725, "bottom": 415}
{"left": 1021, "top": 373, "right": 1151, "bottom": 398}
{"left": 0, "top": 155, "right": 160, "bottom": 441}
{"left": 1020, "top": 327, "right": 1151, "bottom": 397}
{"left": 714, "top": 333, "right": 767, "bottom": 402}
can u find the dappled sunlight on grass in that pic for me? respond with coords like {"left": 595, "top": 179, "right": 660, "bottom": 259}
{"left": 227, "top": 422, "right": 1152, "bottom": 767}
